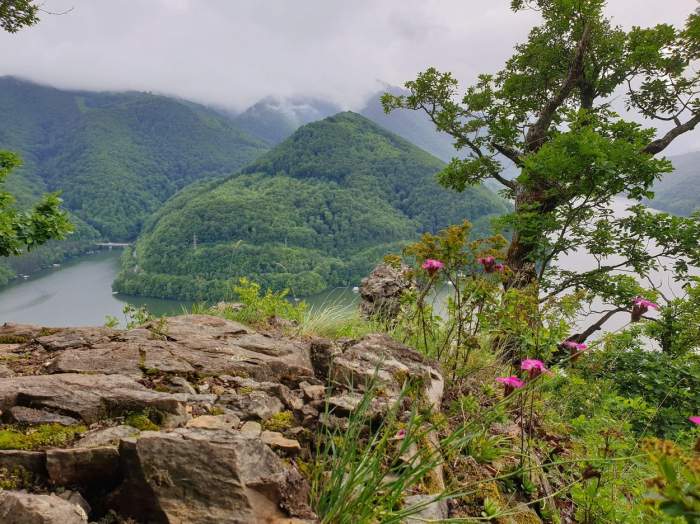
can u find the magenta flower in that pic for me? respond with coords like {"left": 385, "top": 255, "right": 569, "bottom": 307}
{"left": 477, "top": 256, "right": 498, "bottom": 273}
{"left": 496, "top": 376, "right": 524, "bottom": 396}
{"left": 631, "top": 296, "right": 660, "bottom": 322}
{"left": 493, "top": 263, "right": 505, "bottom": 273}
{"left": 421, "top": 259, "right": 445, "bottom": 275}
{"left": 394, "top": 428, "right": 407, "bottom": 440}
{"left": 690, "top": 416, "right": 700, "bottom": 425}
{"left": 521, "top": 358, "right": 548, "bottom": 378}
{"left": 562, "top": 340, "right": 587, "bottom": 361}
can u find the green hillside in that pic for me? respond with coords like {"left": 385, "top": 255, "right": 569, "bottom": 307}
{"left": 646, "top": 151, "right": 700, "bottom": 216}
{"left": 115, "top": 112, "right": 509, "bottom": 300}
{"left": 0, "top": 77, "right": 269, "bottom": 240}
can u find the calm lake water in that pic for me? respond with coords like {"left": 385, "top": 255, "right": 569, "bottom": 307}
{"left": 0, "top": 249, "right": 359, "bottom": 327}
{"left": 0, "top": 198, "right": 694, "bottom": 329}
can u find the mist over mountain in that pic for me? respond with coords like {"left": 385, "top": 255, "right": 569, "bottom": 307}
{"left": 646, "top": 151, "right": 700, "bottom": 216}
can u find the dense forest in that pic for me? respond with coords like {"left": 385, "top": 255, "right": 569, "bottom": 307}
{"left": 0, "top": 76, "right": 269, "bottom": 240}
{"left": 114, "top": 112, "right": 508, "bottom": 300}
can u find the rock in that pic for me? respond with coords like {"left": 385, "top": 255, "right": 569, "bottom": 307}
{"left": 38, "top": 315, "right": 315, "bottom": 384}
{"left": 0, "top": 491, "right": 88, "bottom": 523}
{"left": 260, "top": 431, "right": 301, "bottom": 454}
{"left": 359, "top": 263, "right": 414, "bottom": 321}
{"left": 57, "top": 491, "right": 91, "bottom": 518}
{"left": 309, "top": 338, "right": 341, "bottom": 381}
{"left": 0, "top": 363, "right": 15, "bottom": 378}
{"left": 330, "top": 334, "right": 444, "bottom": 410}
{"left": 167, "top": 376, "right": 197, "bottom": 394}
{"left": 109, "top": 428, "right": 316, "bottom": 523}
{"left": 240, "top": 421, "right": 262, "bottom": 437}
{"left": 75, "top": 425, "right": 140, "bottom": 448}
{"left": 229, "top": 377, "right": 304, "bottom": 410}
{"left": 46, "top": 446, "right": 120, "bottom": 488}
{"left": 218, "top": 390, "right": 284, "bottom": 421}
{"left": 0, "top": 450, "right": 47, "bottom": 481}
{"left": 402, "top": 494, "right": 448, "bottom": 523}
{"left": 186, "top": 413, "right": 241, "bottom": 430}
{"left": 0, "top": 373, "right": 186, "bottom": 424}
{"left": 7, "top": 406, "right": 80, "bottom": 426}
{"left": 300, "top": 382, "right": 325, "bottom": 401}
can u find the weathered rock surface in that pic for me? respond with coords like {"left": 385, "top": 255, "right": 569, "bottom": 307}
{"left": 359, "top": 263, "right": 414, "bottom": 321}
{"left": 0, "top": 491, "right": 87, "bottom": 523}
{"left": 0, "top": 315, "right": 445, "bottom": 523}
{"left": 109, "top": 429, "right": 315, "bottom": 523}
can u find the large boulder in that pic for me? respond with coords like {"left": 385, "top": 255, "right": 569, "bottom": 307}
{"left": 359, "top": 263, "right": 414, "bottom": 321}
{"left": 109, "top": 428, "right": 315, "bottom": 523}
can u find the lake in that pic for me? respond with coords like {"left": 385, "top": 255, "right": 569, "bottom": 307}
{"left": 0, "top": 249, "right": 360, "bottom": 327}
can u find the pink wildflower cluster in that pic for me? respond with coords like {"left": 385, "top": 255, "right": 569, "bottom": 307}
{"left": 562, "top": 340, "right": 588, "bottom": 361}
{"left": 631, "top": 296, "right": 659, "bottom": 322}
{"left": 421, "top": 258, "right": 445, "bottom": 276}
{"left": 496, "top": 376, "right": 524, "bottom": 396}
{"left": 690, "top": 416, "right": 700, "bottom": 425}
{"left": 477, "top": 256, "right": 505, "bottom": 273}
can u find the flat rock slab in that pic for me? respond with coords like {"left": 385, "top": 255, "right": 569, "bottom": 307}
{"left": 0, "top": 373, "right": 186, "bottom": 424}
{"left": 4, "top": 315, "right": 315, "bottom": 385}
{"left": 8, "top": 406, "right": 80, "bottom": 426}
{"left": 0, "top": 491, "right": 87, "bottom": 523}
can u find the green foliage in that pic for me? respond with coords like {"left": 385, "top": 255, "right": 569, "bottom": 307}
{"left": 0, "top": 77, "right": 268, "bottom": 241}
{"left": 0, "top": 424, "right": 86, "bottom": 450}
{"left": 0, "top": 0, "right": 39, "bottom": 33}
{"left": 124, "top": 410, "right": 161, "bottom": 431}
{"left": 116, "top": 112, "right": 508, "bottom": 300}
{"left": 0, "top": 149, "right": 73, "bottom": 258}
{"left": 262, "top": 411, "right": 295, "bottom": 432}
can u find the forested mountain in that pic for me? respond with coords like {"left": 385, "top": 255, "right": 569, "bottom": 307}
{"left": 0, "top": 77, "right": 269, "bottom": 240}
{"left": 114, "top": 112, "right": 508, "bottom": 300}
{"left": 646, "top": 151, "right": 700, "bottom": 216}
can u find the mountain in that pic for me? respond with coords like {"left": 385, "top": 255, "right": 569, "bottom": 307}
{"left": 646, "top": 151, "right": 700, "bottom": 216}
{"left": 114, "top": 112, "right": 509, "bottom": 300}
{"left": 0, "top": 77, "right": 269, "bottom": 240}
{"left": 357, "top": 86, "right": 463, "bottom": 162}
{"left": 233, "top": 96, "right": 341, "bottom": 144}
{"left": 233, "top": 87, "right": 464, "bottom": 162}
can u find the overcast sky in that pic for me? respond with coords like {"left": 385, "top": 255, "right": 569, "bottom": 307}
{"left": 0, "top": 0, "right": 694, "bottom": 110}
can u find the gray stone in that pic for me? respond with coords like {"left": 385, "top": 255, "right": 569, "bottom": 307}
{"left": 46, "top": 446, "right": 120, "bottom": 488}
{"left": 75, "top": 425, "right": 140, "bottom": 448}
{"left": 0, "top": 450, "right": 47, "bottom": 480}
{"left": 8, "top": 406, "right": 80, "bottom": 426}
{"left": 109, "top": 428, "right": 315, "bottom": 523}
{"left": 218, "top": 390, "right": 284, "bottom": 421}
{"left": 0, "top": 373, "right": 186, "bottom": 424}
{"left": 359, "top": 263, "right": 414, "bottom": 321}
{"left": 167, "top": 375, "right": 197, "bottom": 394}
{"left": 260, "top": 431, "right": 301, "bottom": 454}
{"left": 239, "top": 420, "right": 262, "bottom": 437}
{"left": 402, "top": 494, "right": 448, "bottom": 523}
{"left": 0, "top": 491, "right": 87, "bottom": 523}
{"left": 57, "top": 491, "right": 91, "bottom": 518}
{"left": 186, "top": 413, "right": 241, "bottom": 430}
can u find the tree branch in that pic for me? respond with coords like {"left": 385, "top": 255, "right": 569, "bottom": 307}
{"left": 643, "top": 113, "right": 700, "bottom": 155}
{"left": 525, "top": 22, "right": 593, "bottom": 152}
{"left": 568, "top": 307, "right": 625, "bottom": 343}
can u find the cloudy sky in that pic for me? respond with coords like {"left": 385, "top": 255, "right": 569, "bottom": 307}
{"left": 0, "top": 0, "right": 694, "bottom": 112}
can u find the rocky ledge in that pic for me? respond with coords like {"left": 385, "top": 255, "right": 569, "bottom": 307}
{"left": 0, "top": 315, "right": 443, "bottom": 523}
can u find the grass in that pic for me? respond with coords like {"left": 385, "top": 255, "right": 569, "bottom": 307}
{"left": 0, "top": 424, "right": 86, "bottom": 450}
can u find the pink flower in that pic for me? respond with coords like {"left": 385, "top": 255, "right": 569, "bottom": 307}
{"left": 631, "top": 296, "right": 659, "bottom": 322}
{"left": 421, "top": 259, "right": 445, "bottom": 275}
{"left": 477, "top": 256, "right": 498, "bottom": 273}
{"left": 562, "top": 340, "right": 587, "bottom": 361}
{"left": 496, "top": 376, "right": 524, "bottom": 396}
{"left": 493, "top": 263, "right": 505, "bottom": 273}
{"left": 521, "top": 358, "right": 548, "bottom": 378}
{"left": 394, "top": 429, "right": 407, "bottom": 440}
{"left": 690, "top": 416, "right": 700, "bottom": 425}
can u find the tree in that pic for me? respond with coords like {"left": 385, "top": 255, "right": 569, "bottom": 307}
{"left": 383, "top": 0, "right": 700, "bottom": 338}
{"left": 0, "top": 0, "right": 39, "bottom": 33}
{"left": 0, "top": 1, "right": 72, "bottom": 255}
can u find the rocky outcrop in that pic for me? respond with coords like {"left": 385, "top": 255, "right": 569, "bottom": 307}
{"left": 359, "top": 263, "right": 414, "bottom": 321}
{"left": 0, "top": 491, "right": 87, "bottom": 523}
{"left": 0, "top": 315, "right": 443, "bottom": 523}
